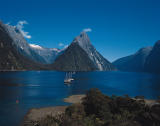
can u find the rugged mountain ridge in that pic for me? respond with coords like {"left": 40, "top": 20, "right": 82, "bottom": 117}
{"left": 113, "top": 47, "right": 152, "bottom": 72}
{"left": 1, "top": 19, "right": 160, "bottom": 73}
{"left": 73, "top": 32, "right": 115, "bottom": 71}
{"left": 113, "top": 40, "right": 160, "bottom": 74}
{"left": 0, "top": 21, "right": 115, "bottom": 71}
{"left": 52, "top": 32, "right": 115, "bottom": 71}
{"left": 4, "top": 24, "right": 61, "bottom": 64}
{"left": 0, "top": 21, "right": 47, "bottom": 70}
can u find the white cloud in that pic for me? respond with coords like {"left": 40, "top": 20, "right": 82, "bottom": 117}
{"left": 16, "top": 20, "right": 31, "bottom": 39}
{"left": 83, "top": 28, "right": 92, "bottom": 33}
{"left": 58, "top": 42, "right": 64, "bottom": 47}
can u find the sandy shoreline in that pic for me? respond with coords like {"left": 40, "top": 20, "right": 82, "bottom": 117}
{"left": 64, "top": 94, "right": 85, "bottom": 104}
{"left": 21, "top": 94, "right": 158, "bottom": 126}
{"left": 21, "top": 94, "right": 85, "bottom": 126}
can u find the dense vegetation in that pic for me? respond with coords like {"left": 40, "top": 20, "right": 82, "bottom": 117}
{"left": 29, "top": 89, "right": 160, "bottom": 126}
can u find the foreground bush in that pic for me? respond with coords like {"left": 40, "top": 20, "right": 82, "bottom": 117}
{"left": 31, "top": 88, "right": 160, "bottom": 126}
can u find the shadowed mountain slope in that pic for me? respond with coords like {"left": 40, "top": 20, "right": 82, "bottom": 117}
{"left": 113, "top": 47, "right": 152, "bottom": 72}
{"left": 52, "top": 42, "right": 97, "bottom": 71}
{"left": 144, "top": 40, "right": 160, "bottom": 74}
{"left": 0, "top": 21, "right": 47, "bottom": 70}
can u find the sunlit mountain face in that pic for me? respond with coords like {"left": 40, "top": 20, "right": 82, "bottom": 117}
{"left": 4, "top": 23, "right": 62, "bottom": 64}
{"left": 0, "top": 21, "right": 46, "bottom": 70}
{"left": 0, "top": 21, "right": 115, "bottom": 71}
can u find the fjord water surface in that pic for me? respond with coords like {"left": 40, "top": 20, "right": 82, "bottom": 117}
{"left": 0, "top": 71, "right": 160, "bottom": 126}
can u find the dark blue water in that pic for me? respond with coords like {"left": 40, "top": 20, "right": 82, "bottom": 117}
{"left": 0, "top": 71, "right": 160, "bottom": 126}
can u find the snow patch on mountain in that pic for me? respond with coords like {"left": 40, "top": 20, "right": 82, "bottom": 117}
{"left": 3, "top": 23, "right": 62, "bottom": 64}
{"left": 29, "top": 44, "right": 43, "bottom": 50}
{"left": 50, "top": 48, "right": 62, "bottom": 52}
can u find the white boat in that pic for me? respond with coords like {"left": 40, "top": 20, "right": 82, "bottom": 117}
{"left": 64, "top": 72, "right": 74, "bottom": 84}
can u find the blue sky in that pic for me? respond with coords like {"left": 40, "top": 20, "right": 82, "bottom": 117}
{"left": 0, "top": 0, "right": 160, "bottom": 61}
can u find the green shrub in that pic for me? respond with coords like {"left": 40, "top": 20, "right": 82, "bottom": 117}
{"left": 65, "top": 103, "right": 85, "bottom": 120}
{"left": 82, "top": 88, "right": 112, "bottom": 121}
{"left": 27, "top": 88, "right": 160, "bottom": 126}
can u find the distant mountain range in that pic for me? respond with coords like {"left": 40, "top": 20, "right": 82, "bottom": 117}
{"left": 1, "top": 20, "right": 160, "bottom": 73}
{"left": 0, "top": 21, "right": 115, "bottom": 71}
{"left": 113, "top": 40, "right": 160, "bottom": 74}
{"left": 113, "top": 47, "right": 152, "bottom": 72}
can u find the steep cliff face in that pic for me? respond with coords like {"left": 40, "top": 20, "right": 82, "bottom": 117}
{"left": 4, "top": 24, "right": 61, "bottom": 64}
{"left": 52, "top": 42, "right": 97, "bottom": 71}
{"left": 113, "top": 47, "right": 152, "bottom": 72}
{"left": 144, "top": 40, "right": 160, "bottom": 74}
{"left": 0, "top": 21, "right": 115, "bottom": 71}
{"left": 52, "top": 32, "right": 115, "bottom": 71}
{"left": 72, "top": 32, "right": 115, "bottom": 71}
{"left": 0, "top": 21, "right": 46, "bottom": 70}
